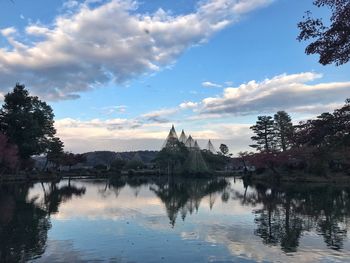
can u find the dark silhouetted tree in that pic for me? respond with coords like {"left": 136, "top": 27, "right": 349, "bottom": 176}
{"left": 237, "top": 151, "right": 254, "bottom": 173}
{"left": 61, "top": 152, "right": 86, "bottom": 171}
{"left": 333, "top": 98, "right": 350, "bottom": 146}
{"left": 297, "top": 0, "right": 350, "bottom": 66}
{"left": 0, "top": 84, "right": 57, "bottom": 161}
{"left": 0, "top": 133, "right": 19, "bottom": 174}
{"left": 111, "top": 159, "right": 127, "bottom": 171}
{"left": 219, "top": 144, "right": 229, "bottom": 156}
{"left": 154, "top": 140, "right": 189, "bottom": 174}
{"left": 274, "top": 111, "right": 294, "bottom": 151}
{"left": 45, "top": 137, "right": 64, "bottom": 170}
{"left": 250, "top": 116, "right": 275, "bottom": 152}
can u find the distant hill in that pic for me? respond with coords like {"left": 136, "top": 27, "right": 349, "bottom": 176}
{"left": 83, "top": 150, "right": 158, "bottom": 167}
{"left": 33, "top": 150, "right": 159, "bottom": 169}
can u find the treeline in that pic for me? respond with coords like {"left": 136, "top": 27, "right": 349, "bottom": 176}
{"left": 0, "top": 84, "right": 81, "bottom": 175}
{"left": 242, "top": 99, "right": 350, "bottom": 177}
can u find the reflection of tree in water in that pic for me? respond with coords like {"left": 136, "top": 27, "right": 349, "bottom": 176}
{"left": 98, "top": 176, "right": 152, "bottom": 198}
{"left": 0, "top": 183, "right": 50, "bottom": 262}
{"left": 41, "top": 181, "right": 86, "bottom": 215}
{"left": 0, "top": 180, "right": 86, "bottom": 262}
{"left": 98, "top": 177, "right": 127, "bottom": 198}
{"left": 150, "top": 178, "right": 229, "bottom": 226}
{"left": 232, "top": 181, "right": 350, "bottom": 253}
{"left": 253, "top": 187, "right": 303, "bottom": 252}
{"left": 309, "top": 186, "right": 349, "bottom": 250}
{"left": 97, "top": 176, "right": 229, "bottom": 226}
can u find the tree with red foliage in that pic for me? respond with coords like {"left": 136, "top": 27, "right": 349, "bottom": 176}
{"left": 247, "top": 151, "right": 289, "bottom": 178}
{"left": 0, "top": 133, "right": 19, "bottom": 174}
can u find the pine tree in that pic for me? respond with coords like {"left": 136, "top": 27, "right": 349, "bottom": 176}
{"left": 250, "top": 116, "right": 275, "bottom": 152}
{"left": 274, "top": 111, "right": 294, "bottom": 151}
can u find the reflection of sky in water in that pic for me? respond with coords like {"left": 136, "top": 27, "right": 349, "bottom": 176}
{"left": 26, "top": 179, "right": 350, "bottom": 263}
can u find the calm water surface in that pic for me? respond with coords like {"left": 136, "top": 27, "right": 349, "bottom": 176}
{"left": 0, "top": 177, "right": 350, "bottom": 262}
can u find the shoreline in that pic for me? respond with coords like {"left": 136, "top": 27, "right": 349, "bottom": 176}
{"left": 248, "top": 172, "right": 350, "bottom": 184}
{"left": 1, "top": 168, "right": 350, "bottom": 184}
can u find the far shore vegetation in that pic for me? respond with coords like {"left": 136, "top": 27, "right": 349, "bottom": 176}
{"left": 0, "top": 84, "right": 349, "bottom": 183}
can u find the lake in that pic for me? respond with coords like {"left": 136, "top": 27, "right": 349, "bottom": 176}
{"left": 0, "top": 177, "right": 349, "bottom": 262}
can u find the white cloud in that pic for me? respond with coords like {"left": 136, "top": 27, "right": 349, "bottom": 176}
{"left": 201, "top": 72, "right": 350, "bottom": 115}
{"left": 291, "top": 103, "right": 344, "bottom": 115}
{"left": 100, "top": 105, "right": 127, "bottom": 115}
{"left": 0, "top": 0, "right": 273, "bottom": 100}
{"left": 62, "top": 0, "right": 80, "bottom": 9}
{"left": 202, "top": 81, "right": 222, "bottom": 88}
{"left": 1, "top": 27, "right": 16, "bottom": 36}
{"left": 179, "top": 101, "right": 198, "bottom": 109}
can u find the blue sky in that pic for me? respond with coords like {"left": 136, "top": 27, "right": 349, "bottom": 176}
{"left": 0, "top": 0, "right": 349, "bottom": 153}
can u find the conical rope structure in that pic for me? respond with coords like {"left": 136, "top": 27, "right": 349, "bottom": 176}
{"left": 162, "top": 125, "right": 179, "bottom": 149}
{"left": 160, "top": 126, "right": 209, "bottom": 174}
{"left": 179, "top": 129, "right": 187, "bottom": 144}
{"left": 206, "top": 139, "right": 217, "bottom": 154}
{"left": 185, "top": 135, "right": 195, "bottom": 148}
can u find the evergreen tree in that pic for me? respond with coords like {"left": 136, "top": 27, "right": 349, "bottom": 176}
{"left": 155, "top": 141, "right": 189, "bottom": 174}
{"left": 0, "top": 133, "right": 19, "bottom": 173}
{"left": 219, "top": 144, "right": 229, "bottom": 156}
{"left": 250, "top": 116, "right": 275, "bottom": 152}
{"left": 274, "top": 111, "right": 294, "bottom": 151}
{"left": 46, "top": 137, "right": 64, "bottom": 169}
{"left": 0, "top": 84, "right": 56, "bottom": 160}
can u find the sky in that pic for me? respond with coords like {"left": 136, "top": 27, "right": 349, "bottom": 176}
{"left": 0, "top": 0, "right": 349, "bottom": 154}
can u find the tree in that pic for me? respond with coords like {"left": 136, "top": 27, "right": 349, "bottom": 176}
{"left": 202, "top": 150, "right": 229, "bottom": 171}
{"left": 297, "top": 0, "right": 350, "bottom": 66}
{"left": 274, "top": 111, "right": 294, "bottom": 151}
{"left": 111, "top": 159, "right": 127, "bottom": 171}
{"left": 219, "top": 144, "right": 229, "bottom": 156}
{"left": 0, "top": 184, "right": 51, "bottom": 262}
{"left": 45, "top": 137, "right": 64, "bottom": 170}
{"left": 250, "top": 116, "right": 276, "bottom": 152}
{"left": 333, "top": 98, "right": 350, "bottom": 146}
{"left": 0, "top": 133, "right": 19, "bottom": 174}
{"left": 155, "top": 141, "right": 189, "bottom": 174}
{"left": 0, "top": 84, "right": 57, "bottom": 160}
{"left": 237, "top": 151, "right": 254, "bottom": 173}
{"left": 60, "top": 152, "right": 86, "bottom": 171}
{"left": 295, "top": 112, "right": 336, "bottom": 148}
